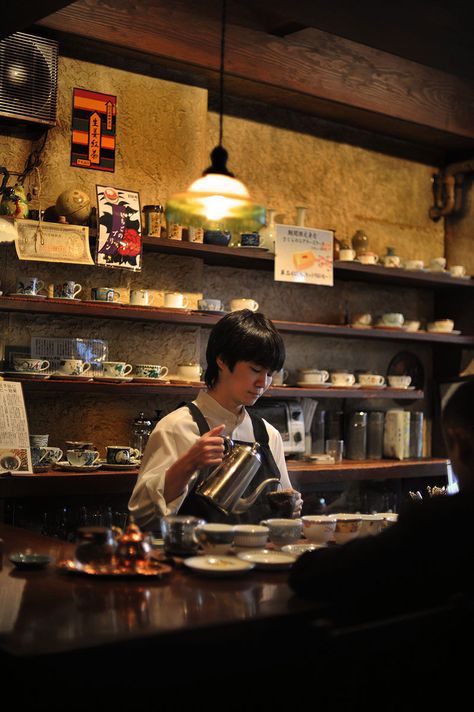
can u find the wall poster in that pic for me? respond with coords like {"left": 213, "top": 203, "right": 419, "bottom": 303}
{"left": 95, "top": 185, "right": 142, "bottom": 270}
{"left": 71, "top": 88, "right": 117, "bottom": 172}
{"left": 274, "top": 224, "right": 334, "bottom": 286}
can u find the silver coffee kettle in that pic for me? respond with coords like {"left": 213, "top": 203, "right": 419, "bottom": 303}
{"left": 195, "top": 438, "right": 279, "bottom": 515}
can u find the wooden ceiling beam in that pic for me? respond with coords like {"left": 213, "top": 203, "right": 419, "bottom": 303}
{"left": 0, "top": 1, "right": 76, "bottom": 39}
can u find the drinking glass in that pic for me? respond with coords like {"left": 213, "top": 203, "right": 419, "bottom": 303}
{"left": 326, "top": 439, "right": 344, "bottom": 463}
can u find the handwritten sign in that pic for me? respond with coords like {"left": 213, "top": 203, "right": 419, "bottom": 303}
{"left": 15, "top": 219, "right": 94, "bottom": 265}
{"left": 274, "top": 224, "right": 334, "bottom": 286}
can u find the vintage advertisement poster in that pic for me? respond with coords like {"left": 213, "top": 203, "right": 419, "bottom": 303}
{"left": 0, "top": 381, "right": 32, "bottom": 475}
{"left": 95, "top": 185, "right": 142, "bottom": 270}
{"left": 15, "top": 219, "right": 94, "bottom": 264}
{"left": 274, "top": 224, "right": 334, "bottom": 286}
{"left": 71, "top": 88, "right": 117, "bottom": 172}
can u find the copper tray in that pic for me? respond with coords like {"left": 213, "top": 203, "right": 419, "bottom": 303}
{"left": 57, "top": 558, "right": 172, "bottom": 578}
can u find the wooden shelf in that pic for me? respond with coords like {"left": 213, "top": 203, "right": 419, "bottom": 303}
{"left": 0, "top": 458, "right": 448, "bottom": 498}
{"left": 0, "top": 376, "right": 424, "bottom": 400}
{"left": 1, "top": 296, "right": 472, "bottom": 346}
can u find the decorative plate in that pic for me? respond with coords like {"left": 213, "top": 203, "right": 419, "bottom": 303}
{"left": 387, "top": 351, "right": 424, "bottom": 391}
{"left": 184, "top": 555, "right": 254, "bottom": 577}
{"left": 10, "top": 553, "right": 53, "bottom": 569}
{"left": 236, "top": 549, "right": 296, "bottom": 570}
{"left": 57, "top": 558, "right": 172, "bottom": 578}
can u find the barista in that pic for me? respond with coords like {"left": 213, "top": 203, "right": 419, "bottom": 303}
{"left": 128, "top": 309, "right": 303, "bottom": 528}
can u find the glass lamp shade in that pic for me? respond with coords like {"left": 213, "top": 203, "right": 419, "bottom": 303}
{"left": 165, "top": 172, "right": 266, "bottom": 233}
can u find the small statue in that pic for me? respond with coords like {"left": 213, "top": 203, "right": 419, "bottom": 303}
{"left": 0, "top": 183, "right": 29, "bottom": 218}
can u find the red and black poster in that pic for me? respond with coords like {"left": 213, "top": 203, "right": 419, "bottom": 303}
{"left": 71, "top": 88, "right": 117, "bottom": 172}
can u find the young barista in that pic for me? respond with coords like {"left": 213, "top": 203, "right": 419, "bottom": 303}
{"left": 128, "top": 309, "right": 303, "bottom": 528}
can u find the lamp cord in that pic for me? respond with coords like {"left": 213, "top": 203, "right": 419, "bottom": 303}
{"left": 218, "top": 0, "right": 227, "bottom": 147}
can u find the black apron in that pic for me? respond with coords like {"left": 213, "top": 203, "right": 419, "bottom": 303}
{"left": 179, "top": 403, "right": 281, "bottom": 524}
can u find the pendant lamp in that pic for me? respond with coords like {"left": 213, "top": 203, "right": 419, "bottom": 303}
{"left": 165, "top": 0, "right": 265, "bottom": 233}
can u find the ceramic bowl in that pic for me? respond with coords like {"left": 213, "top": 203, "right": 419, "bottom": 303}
{"left": 302, "top": 515, "right": 337, "bottom": 544}
{"left": 232, "top": 524, "right": 269, "bottom": 548}
{"left": 358, "top": 514, "right": 386, "bottom": 537}
{"left": 10, "top": 552, "right": 52, "bottom": 569}
{"left": 332, "top": 514, "right": 363, "bottom": 544}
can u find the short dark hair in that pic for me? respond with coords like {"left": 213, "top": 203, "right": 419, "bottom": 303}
{"left": 205, "top": 309, "right": 285, "bottom": 388}
{"left": 442, "top": 379, "right": 474, "bottom": 437}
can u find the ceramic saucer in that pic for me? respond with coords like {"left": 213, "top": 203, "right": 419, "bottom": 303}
{"left": 9, "top": 293, "right": 47, "bottom": 298}
{"left": 374, "top": 324, "right": 404, "bottom": 331}
{"left": 184, "top": 555, "right": 254, "bottom": 577}
{"left": 236, "top": 245, "right": 270, "bottom": 251}
{"left": 296, "top": 382, "right": 331, "bottom": 388}
{"left": 427, "top": 329, "right": 461, "bottom": 335}
{"left": 53, "top": 461, "right": 101, "bottom": 472}
{"left": 169, "top": 377, "right": 205, "bottom": 386}
{"left": 281, "top": 543, "right": 326, "bottom": 556}
{"left": 99, "top": 461, "right": 140, "bottom": 470}
{"left": 193, "top": 309, "right": 228, "bottom": 316}
{"left": 1, "top": 371, "right": 50, "bottom": 379}
{"left": 350, "top": 323, "right": 372, "bottom": 329}
{"left": 53, "top": 296, "right": 82, "bottom": 301}
{"left": 93, "top": 375, "right": 134, "bottom": 382}
{"left": 359, "top": 384, "right": 386, "bottom": 389}
{"left": 50, "top": 373, "right": 93, "bottom": 381}
{"left": 131, "top": 376, "right": 169, "bottom": 382}
{"left": 10, "top": 553, "right": 52, "bottom": 569}
{"left": 236, "top": 549, "right": 297, "bottom": 570}
{"left": 329, "top": 383, "right": 360, "bottom": 389}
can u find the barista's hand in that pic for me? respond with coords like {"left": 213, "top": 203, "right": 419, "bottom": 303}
{"left": 292, "top": 491, "right": 303, "bottom": 518}
{"left": 187, "top": 424, "right": 226, "bottom": 471}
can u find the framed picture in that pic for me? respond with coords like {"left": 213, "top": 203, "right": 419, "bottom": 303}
{"left": 95, "top": 185, "right": 142, "bottom": 270}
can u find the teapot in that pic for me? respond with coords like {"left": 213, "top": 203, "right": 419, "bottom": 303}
{"left": 0, "top": 166, "right": 29, "bottom": 218}
{"left": 195, "top": 438, "right": 279, "bottom": 515}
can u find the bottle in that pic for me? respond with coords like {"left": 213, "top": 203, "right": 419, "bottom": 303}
{"left": 258, "top": 208, "right": 276, "bottom": 252}
{"left": 409, "top": 412, "right": 424, "bottom": 458}
{"left": 351, "top": 229, "right": 369, "bottom": 257}
{"left": 143, "top": 204, "right": 164, "bottom": 237}
{"left": 311, "top": 409, "right": 326, "bottom": 454}
{"left": 295, "top": 206, "right": 307, "bottom": 227}
{"left": 131, "top": 411, "right": 153, "bottom": 458}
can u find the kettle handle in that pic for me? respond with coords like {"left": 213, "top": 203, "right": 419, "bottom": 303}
{"left": 0, "top": 167, "right": 9, "bottom": 195}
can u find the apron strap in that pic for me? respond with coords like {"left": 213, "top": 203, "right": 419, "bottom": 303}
{"left": 188, "top": 402, "right": 211, "bottom": 436}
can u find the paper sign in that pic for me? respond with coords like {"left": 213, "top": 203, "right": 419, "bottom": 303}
{"left": 274, "top": 224, "right": 334, "bottom": 286}
{"left": 15, "top": 219, "right": 94, "bottom": 265}
{"left": 0, "top": 381, "right": 32, "bottom": 474}
{"left": 95, "top": 185, "right": 142, "bottom": 270}
{"left": 71, "top": 88, "right": 117, "bottom": 172}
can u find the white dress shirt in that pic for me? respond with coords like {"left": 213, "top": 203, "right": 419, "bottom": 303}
{"left": 128, "top": 390, "right": 291, "bottom": 530}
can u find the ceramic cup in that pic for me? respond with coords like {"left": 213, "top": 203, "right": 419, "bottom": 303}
{"left": 358, "top": 514, "right": 385, "bottom": 537}
{"left": 198, "top": 298, "right": 223, "bottom": 312}
{"left": 57, "top": 358, "right": 91, "bottom": 376}
{"left": 133, "top": 363, "right": 169, "bottom": 379}
{"left": 66, "top": 449, "right": 100, "bottom": 467}
{"left": 272, "top": 368, "right": 289, "bottom": 385}
{"left": 351, "top": 313, "right": 372, "bottom": 327}
{"left": 240, "top": 233, "right": 260, "bottom": 247}
{"left": 259, "top": 518, "right": 303, "bottom": 549}
{"left": 449, "top": 265, "right": 466, "bottom": 277}
{"left": 299, "top": 369, "right": 330, "bottom": 384}
{"left": 53, "top": 281, "right": 82, "bottom": 299}
{"left": 302, "top": 515, "right": 337, "bottom": 544}
{"left": 381, "top": 313, "right": 404, "bottom": 327}
{"left": 333, "top": 514, "right": 363, "bottom": 544}
{"left": 358, "top": 252, "right": 379, "bottom": 265}
{"left": 106, "top": 445, "right": 140, "bottom": 465}
{"left": 29, "top": 434, "right": 49, "bottom": 447}
{"left": 382, "top": 254, "right": 401, "bottom": 268}
{"left": 195, "top": 523, "right": 235, "bottom": 554}
{"left": 339, "top": 248, "right": 356, "bottom": 261}
{"left": 160, "top": 515, "right": 206, "bottom": 555}
{"left": 388, "top": 375, "right": 412, "bottom": 388}
{"left": 430, "top": 257, "right": 446, "bottom": 271}
{"left": 331, "top": 372, "right": 356, "bottom": 386}
{"left": 358, "top": 373, "right": 385, "bottom": 386}
{"left": 130, "top": 289, "right": 155, "bottom": 306}
{"left": 101, "top": 361, "right": 133, "bottom": 377}
{"left": 0, "top": 453, "right": 21, "bottom": 471}
{"left": 13, "top": 357, "right": 50, "bottom": 373}
{"left": 164, "top": 291, "right": 188, "bottom": 309}
{"left": 16, "top": 277, "right": 45, "bottom": 296}
{"left": 177, "top": 363, "right": 202, "bottom": 381}
{"left": 91, "top": 287, "right": 120, "bottom": 302}
{"left": 404, "top": 320, "right": 420, "bottom": 332}
{"left": 31, "top": 446, "right": 63, "bottom": 466}
{"left": 232, "top": 524, "right": 269, "bottom": 548}
{"left": 404, "top": 259, "right": 424, "bottom": 270}
{"left": 230, "top": 298, "right": 259, "bottom": 312}
{"left": 430, "top": 318, "right": 455, "bottom": 332}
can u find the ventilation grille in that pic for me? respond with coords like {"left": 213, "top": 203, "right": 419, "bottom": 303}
{"left": 0, "top": 32, "right": 58, "bottom": 126}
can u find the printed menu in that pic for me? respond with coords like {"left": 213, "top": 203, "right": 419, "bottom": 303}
{"left": 0, "top": 381, "right": 32, "bottom": 474}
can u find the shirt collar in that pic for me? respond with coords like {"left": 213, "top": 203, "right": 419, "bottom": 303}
{"left": 195, "top": 390, "right": 246, "bottom": 429}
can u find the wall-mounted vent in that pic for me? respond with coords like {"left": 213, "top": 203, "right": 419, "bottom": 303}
{"left": 0, "top": 32, "right": 58, "bottom": 127}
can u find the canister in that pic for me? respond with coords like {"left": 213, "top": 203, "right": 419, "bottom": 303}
{"left": 346, "top": 411, "right": 368, "bottom": 460}
{"left": 143, "top": 204, "right": 163, "bottom": 237}
{"left": 367, "top": 411, "right": 384, "bottom": 459}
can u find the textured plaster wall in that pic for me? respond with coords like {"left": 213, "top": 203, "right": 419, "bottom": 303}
{"left": 0, "top": 55, "right": 452, "bottom": 467}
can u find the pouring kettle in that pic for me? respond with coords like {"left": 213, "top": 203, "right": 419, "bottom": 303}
{"left": 195, "top": 437, "right": 279, "bottom": 515}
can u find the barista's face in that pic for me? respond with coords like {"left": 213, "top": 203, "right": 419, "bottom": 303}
{"left": 215, "top": 358, "right": 273, "bottom": 409}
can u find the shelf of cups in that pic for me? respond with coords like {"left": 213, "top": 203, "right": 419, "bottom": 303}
{"left": 288, "top": 458, "right": 449, "bottom": 486}
{"left": 0, "top": 296, "right": 472, "bottom": 346}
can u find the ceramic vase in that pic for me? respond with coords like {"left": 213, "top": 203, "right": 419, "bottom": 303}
{"left": 259, "top": 208, "right": 276, "bottom": 252}
{"left": 295, "top": 206, "right": 307, "bottom": 227}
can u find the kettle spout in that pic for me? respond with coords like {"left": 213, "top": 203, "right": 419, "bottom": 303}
{"left": 232, "top": 478, "right": 280, "bottom": 514}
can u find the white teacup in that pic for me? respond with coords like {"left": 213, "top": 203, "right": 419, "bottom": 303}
{"left": 331, "top": 372, "right": 355, "bottom": 387}
{"left": 404, "top": 259, "right": 424, "bottom": 270}
{"left": 198, "top": 298, "right": 223, "bottom": 312}
{"left": 16, "top": 277, "right": 45, "bottom": 296}
{"left": 339, "top": 248, "right": 356, "bottom": 261}
{"left": 272, "top": 368, "right": 289, "bottom": 385}
{"left": 381, "top": 312, "right": 404, "bottom": 327}
{"left": 101, "top": 361, "right": 133, "bottom": 377}
{"left": 230, "top": 298, "right": 259, "bottom": 312}
{"left": 449, "top": 265, "right": 466, "bottom": 278}
{"left": 195, "top": 523, "right": 235, "bottom": 553}
{"left": 382, "top": 254, "right": 401, "bottom": 268}
{"left": 358, "top": 252, "right": 378, "bottom": 265}
{"left": 299, "top": 369, "right": 329, "bottom": 384}
{"left": 388, "top": 375, "right": 412, "bottom": 388}
{"left": 259, "top": 518, "right": 303, "bottom": 549}
{"left": 164, "top": 291, "right": 188, "bottom": 309}
{"left": 302, "top": 515, "right": 337, "bottom": 544}
{"left": 351, "top": 312, "right": 372, "bottom": 327}
{"left": 177, "top": 362, "right": 202, "bottom": 381}
{"left": 67, "top": 449, "right": 100, "bottom": 467}
{"left": 13, "top": 357, "right": 50, "bottom": 373}
{"left": 358, "top": 373, "right": 385, "bottom": 387}
{"left": 430, "top": 257, "right": 446, "bottom": 271}
{"left": 133, "top": 363, "right": 169, "bottom": 379}
{"left": 333, "top": 514, "right": 363, "bottom": 544}
{"left": 429, "top": 319, "right": 454, "bottom": 332}
{"left": 57, "top": 358, "right": 91, "bottom": 376}
{"left": 130, "top": 289, "right": 155, "bottom": 306}
{"left": 358, "top": 514, "right": 385, "bottom": 537}
{"left": 404, "top": 320, "right": 420, "bottom": 332}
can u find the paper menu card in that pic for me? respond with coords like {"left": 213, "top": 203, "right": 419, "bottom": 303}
{"left": 0, "top": 381, "right": 32, "bottom": 474}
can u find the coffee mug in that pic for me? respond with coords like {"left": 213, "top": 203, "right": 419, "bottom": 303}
{"left": 106, "top": 445, "right": 140, "bottom": 465}
{"left": 53, "top": 281, "right": 82, "bottom": 299}
{"left": 331, "top": 372, "right": 356, "bottom": 386}
{"left": 230, "top": 298, "right": 259, "bottom": 312}
{"left": 358, "top": 252, "right": 379, "bottom": 265}
{"left": 32, "top": 446, "right": 63, "bottom": 466}
{"left": 240, "top": 233, "right": 260, "bottom": 247}
{"left": 133, "top": 363, "right": 169, "bottom": 379}
{"left": 388, "top": 375, "right": 412, "bottom": 388}
{"left": 449, "top": 265, "right": 466, "bottom": 277}
{"left": 299, "top": 369, "right": 329, "bottom": 384}
{"left": 198, "top": 298, "right": 223, "bottom": 312}
{"left": 358, "top": 373, "right": 385, "bottom": 386}
{"left": 57, "top": 358, "right": 91, "bottom": 376}
{"left": 130, "top": 289, "right": 155, "bottom": 306}
{"left": 16, "top": 277, "right": 45, "bottom": 296}
{"left": 164, "top": 292, "right": 188, "bottom": 309}
{"left": 67, "top": 449, "right": 100, "bottom": 467}
{"left": 101, "top": 361, "right": 133, "bottom": 377}
{"left": 177, "top": 363, "right": 202, "bottom": 381}
{"left": 339, "top": 248, "right": 356, "bottom": 261}
{"left": 13, "top": 357, "right": 50, "bottom": 373}
{"left": 272, "top": 368, "right": 289, "bottom": 385}
{"left": 91, "top": 287, "right": 120, "bottom": 302}
{"left": 381, "top": 313, "right": 404, "bottom": 327}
